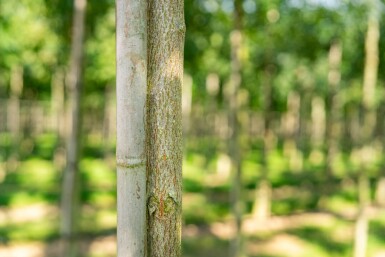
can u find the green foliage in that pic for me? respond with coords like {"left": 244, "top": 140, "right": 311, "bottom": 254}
{"left": 2, "top": 0, "right": 385, "bottom": 256}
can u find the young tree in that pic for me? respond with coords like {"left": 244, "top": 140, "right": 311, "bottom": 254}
{"left": 229, "top": 0, "right": 243, "bottom": 256}
{"left": 252, "top": 67, "right": 273, "bottom": 221}
{"left": 60, "top": 0, "right": 87, "bottom": 255}
{"left": 325, "top": 40, "right": 342, "bottom": 177}
{"left": 7, "top": 65, "right": 23, "bottom": 171}
{"left": 116, "top": 0, "right": 147, "bottom": 256}
{"left": 353, "top": 1, "right": 380, "bottom": 257}
{"left": 146, "top": 0, "right": 185, "bottom": 256}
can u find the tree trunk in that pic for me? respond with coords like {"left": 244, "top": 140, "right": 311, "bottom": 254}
{"left": 297, "top": 85, "right": 310, "bottom": 171}
{"left": 146, "top": 0, "right": 185, "bottom": 256}
{"left": 6, "top": 65, "right": 23, "bottom": 171}
{"left": 283, "top": 91, "right": 301, "bottom": 172}
{"left": 116, "top": 0, "right": 147, "bottom": 256}
{"left": 51, "top": 69, "right": 65, "bottom": 137}
{"left": 253, "top": 67, "right": 274, "bottom": 221}
{"left": 309, "top": 96, "right": 325, "bottom": 165}
{"left": 60, "top": 0, "right": 86, "bottom": 256}
{"left": 52, "top": 69, "right": 66, "bottom": 171}
{"left": 229, "top": 0, "right": 243, "bottom": 256}
{"left": 354, "top": 174, "right": 370, "bottom": 257}
{"left": 353, "top": 1, "right": 379, "bottom": 256}
{"left": 325, "top": 40, "right": 342, "bottom": 177}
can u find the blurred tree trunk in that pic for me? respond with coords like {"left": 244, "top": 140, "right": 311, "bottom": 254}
{"left": 51, "top": 69, "right": 66, "bottom": 170}
{"left": 116, "top": 0, "right": 147, "bottom": 256}
{"left": 325, "top": 40, "right": 342, "bottom": 177}
{"left": 297, "top": 79, "right": 312, "bottom": 171}
{"left": 283, "top": 91, "right": 301, "bottom": 171}
{"left": 7, "top": 65, "right": 23, "bottom": 171}
{"left": 146, "top": 0, "right": 185, "bottom": 256}
{"left": 51, "top": 69, "right": 65, "bottom": 138}
{"left": 60, "top": 0, "right": 86, "bottom": 256}
{"left": 309, "top": 96, "right": 325, "bottom": 165}
{"left": 354, "top": 1, "right": 379, "bottom": 257}
{"left": 252, "top": 67, "right": 273, "bottom": 221}
{"left": 205, "top": 73, "right": 219, "bottom": 139}
{"left": 206, "top": 73, "right": 220, "bottom": 111}
{"left": 228, "top": 0, "right": 243, "bottom": 256}
{"left": 375, "top": 91, "right": 385, "bottom": 206}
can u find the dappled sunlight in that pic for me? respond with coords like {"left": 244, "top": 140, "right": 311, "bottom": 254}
{"left": 88, "top": 235, "right": 116, "bottom": 257}
{"left": 247, "top": 234, "right": 307, "bottom": 257}
{"left": 0, "top": 203, "right": 56, "bottom": 224}
{"left": 0, "top": 242, "right": 45, "bottom": 257}
{"left": 1, "top": 0, "right": 385, "bottom": 256}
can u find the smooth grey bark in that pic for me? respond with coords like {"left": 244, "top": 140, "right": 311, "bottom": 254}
{"left": 146, "top": 0, "right": 185, "bottom": 256}
{"left": 60, "top": 0, "right": 86, "bottom": 256}
{"left": 116, "top": 0, "right": 147, "bottom": 256}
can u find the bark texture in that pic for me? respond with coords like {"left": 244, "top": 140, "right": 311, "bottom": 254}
{"left": 147, "top": 0, "right": 185, "bottom": 256}
{"left": 116, "top": 0, "right": 147, "bottom": 256}
{"left": 60, "top": 0, "right": 86, "bottom": 256}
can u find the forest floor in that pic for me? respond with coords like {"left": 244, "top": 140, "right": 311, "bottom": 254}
{"left": 1, "top": 201, "right": 385, "bottom": 257}
{"left": 2, "top": 133, "right": 385, "bottom": 256}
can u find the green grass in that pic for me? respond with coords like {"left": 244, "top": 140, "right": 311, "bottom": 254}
{"left": 1, "top": 133, "right": 385, "bottom": 257}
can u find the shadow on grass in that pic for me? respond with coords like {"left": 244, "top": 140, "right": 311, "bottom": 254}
{"left": 370, "top": 219, "right": 385, "bottom": 244}
{"left": 287, "top": 226, "right": 349, "bottom": 256}
{"left": 183, "top": 235, "right": 229, "bottom": 257}
{"left": 249, "top": 254, "right": 282, "bottom": 257}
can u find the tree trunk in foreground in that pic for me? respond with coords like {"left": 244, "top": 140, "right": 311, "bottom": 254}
{"left": 147, "top": 0, "right": 185, "bottom": 256}
{"left": 116, "top": 0, "right": 147, "bottom": 256}
{"left": 60, "top": 0, "right": 86, "bottom": 256}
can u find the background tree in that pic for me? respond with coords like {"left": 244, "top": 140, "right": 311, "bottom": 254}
{"left": 228, "top": 0, "right": 243, "bottom": 256}
{"left": 60, "top": 0, "right": 87, "bottom": 256}
{"left": 353, "top": 0, "right": 380, "bottom": 257}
